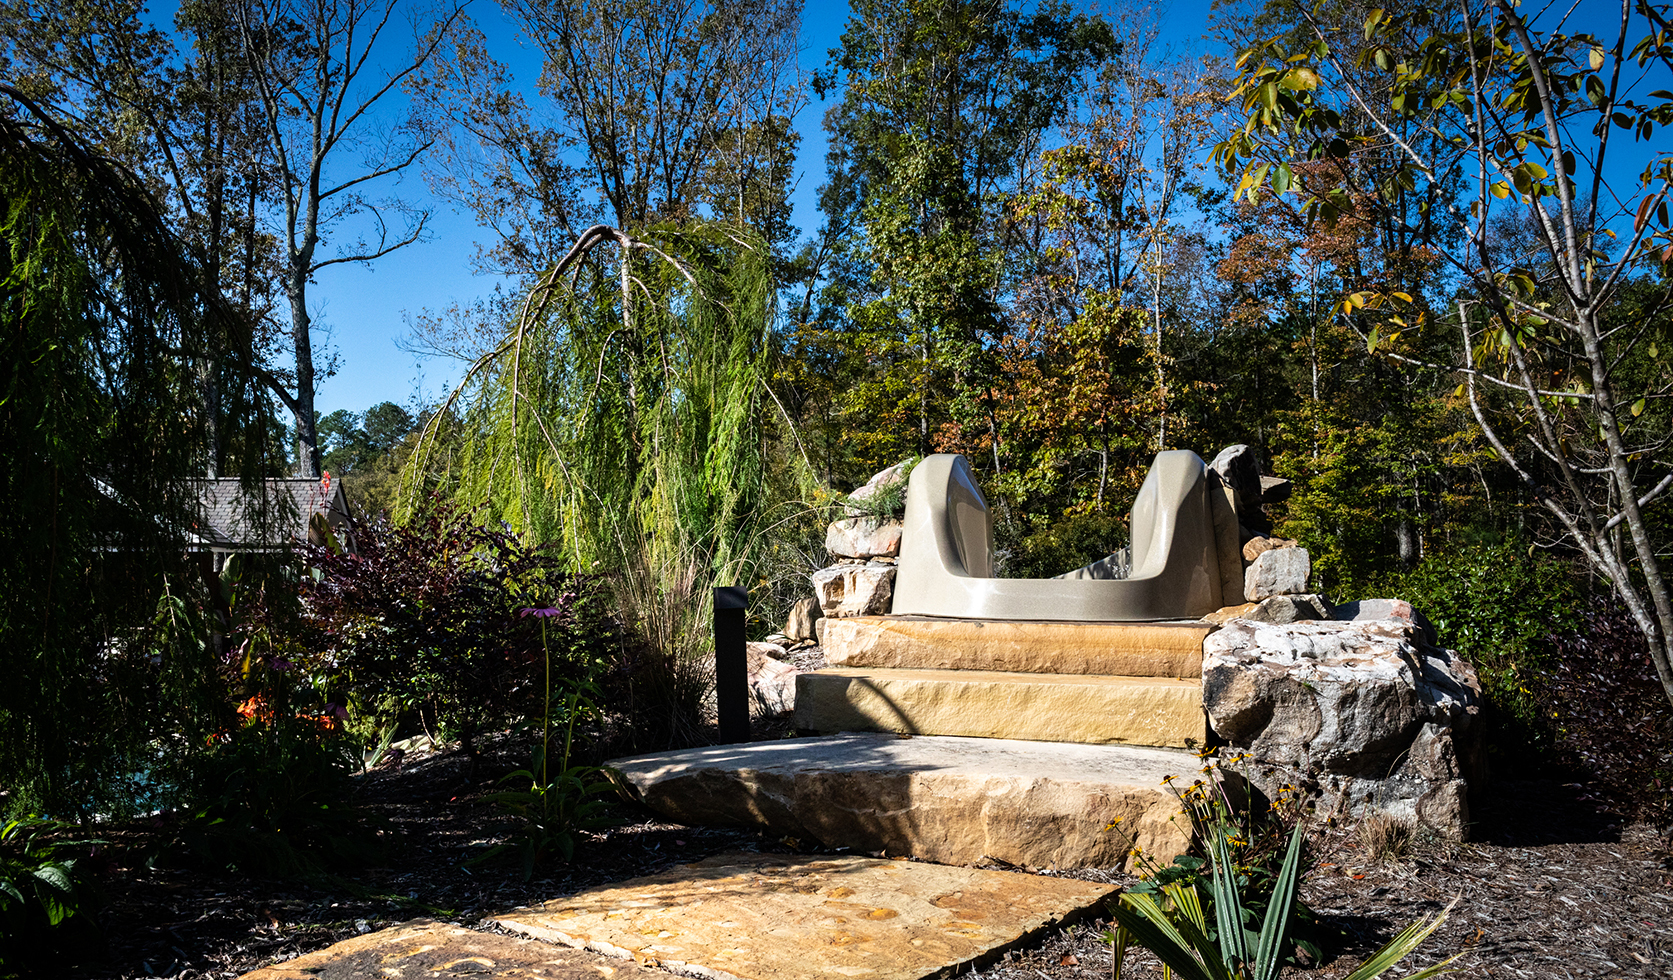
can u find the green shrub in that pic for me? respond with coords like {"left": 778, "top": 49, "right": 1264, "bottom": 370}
{"left": 161, "top": 709, "right": 375, "bottom": 877}
{"left": 0, "top": 817, "right": 103, "bottom": 976}
{"left": 300, "top": 503, "right": 615, "bottom": 757}
{"left": 996, "top": 507, "right": 1129, "bottom": 579}
{"left": 1373, "top": 540, "right": 1583, "bottom": 766}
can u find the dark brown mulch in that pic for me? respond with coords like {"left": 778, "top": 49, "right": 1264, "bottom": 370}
{"left": 979, "top": 779, "right": 1673, "bottom": 980}
{"left": 54, "top": 740, "right": 769, "bottom": 980}
{"left": 44, "top": 738, "right": 1673, "bottom": 980}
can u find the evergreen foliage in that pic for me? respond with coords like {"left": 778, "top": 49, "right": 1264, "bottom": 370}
{"left": 0, "top": 88, "right": 279, "bottom": 816}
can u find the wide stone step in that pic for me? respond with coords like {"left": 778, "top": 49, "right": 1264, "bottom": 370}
{"left": 824, "top": 615, "right": 1211, "bottom": 677}
{"left": 607, "top": 732, "right": 1195, "bottom": 871}
{"left": 795, "top": 667, "right": 1206, "bottom": 748}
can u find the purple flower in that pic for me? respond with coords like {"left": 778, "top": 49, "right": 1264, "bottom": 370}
{"left": 520, "top": 606, "right": 563, "bottom": 618}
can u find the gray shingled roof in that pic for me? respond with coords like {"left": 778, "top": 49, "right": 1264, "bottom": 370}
{"left": 189, "top": 477, "right": 354, "bottom": 551}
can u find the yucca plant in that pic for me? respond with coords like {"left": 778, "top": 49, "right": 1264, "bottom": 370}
{"left": 1108, "top": 822, "right": 1460, "bottom": 980}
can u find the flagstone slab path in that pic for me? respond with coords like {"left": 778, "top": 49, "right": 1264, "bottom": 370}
{"left": 489, "top": 851, "right": 1116, "bottom": 980}
{"left": 235, "top": 918, "right": 670, "bottom": 979}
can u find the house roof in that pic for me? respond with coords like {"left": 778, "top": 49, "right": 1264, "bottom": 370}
{"left": 189, "top": 477, "right": 354, "bottom": 552}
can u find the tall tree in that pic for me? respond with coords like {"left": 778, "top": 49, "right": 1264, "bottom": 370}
{"left": 1, "top": 0, "right": 283, "bottom": 475}
{"left": 1217, "top": 0, "right": 1673, "bottom": 706}
{"left": 412, "top": 0, "right": 804, "bottom": 280}
{"left": 806, "top": 0, "right": 1114, "bottom": 478}
{"left": 236, "top": 0, "right": 466, "bottom": 477}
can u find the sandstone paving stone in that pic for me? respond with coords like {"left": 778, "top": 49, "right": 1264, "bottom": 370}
{"left": 821, "top": 616, "right": 1208, "bottom": 677}
{"left": 489, "top": 851, "right": 1116, "bottom": 980}
{"left": 236, "top": 918, "right": 666, "bottom": 979}
{"left": 795, "top": 667, "right": 1206, "bottom": 747}
{"left": 606, "top": 732, "right": 1194, "bottom": 870}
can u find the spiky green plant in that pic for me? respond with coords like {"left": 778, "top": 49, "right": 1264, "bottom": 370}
{"left": 1108, "top": 823, "right": 1460, "bottom": 980}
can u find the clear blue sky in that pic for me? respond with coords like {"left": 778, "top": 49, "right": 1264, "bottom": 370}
{"left": 310, "top": 1, "right": 1216, "bottom": 417}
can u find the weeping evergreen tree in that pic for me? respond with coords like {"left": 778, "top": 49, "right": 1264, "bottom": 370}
{"left": 403, "top": 223, "right": 806, "bottom": 745}
{"left": 0, "top": 89, "right": 280, "bottom": 815}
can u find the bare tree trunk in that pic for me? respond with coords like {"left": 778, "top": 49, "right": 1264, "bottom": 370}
{"left": 290, "top": 286, "right": 320, "bottom": 477}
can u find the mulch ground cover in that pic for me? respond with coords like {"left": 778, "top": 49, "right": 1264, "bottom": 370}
{"left": 46, "top": 739, "right": 1673, "bottom": 980}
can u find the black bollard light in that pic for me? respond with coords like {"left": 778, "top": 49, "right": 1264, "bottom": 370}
{"left": 713, "top": 586, "right": 749, "bottom": 743}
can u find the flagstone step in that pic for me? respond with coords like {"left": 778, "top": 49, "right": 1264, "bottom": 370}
{"left": 794, "top": 667, "right": 1206, "bottom": 748}
{"left": 823, "top": 615, "right": 1211, "bottom": 677}
{"left": 490, "top": 851, "right": 1116, "bottom": 980}
{"left": 607, "top": 732, "right": 1195, "bottom": 870}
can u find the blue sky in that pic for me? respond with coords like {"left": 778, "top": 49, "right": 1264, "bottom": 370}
{"left": 312, "top": 0, "right": 861, "bottom": 416}
{"left": 311, "top": 1, "right": 1216, "bottom": 417}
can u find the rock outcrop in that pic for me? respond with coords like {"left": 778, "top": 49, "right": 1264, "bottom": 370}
{"left": 1201, "top": 618, "right": 1482, "bottom": 837}
{"left": 808, "top": 463, "right": 911, "bottom": 622}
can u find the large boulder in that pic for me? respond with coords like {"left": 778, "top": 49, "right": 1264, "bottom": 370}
{"left": 1210, "top": 444, "right": 1270, "bottom": 535}
{"left": 825, "top": 516, "right": 903, "bottom": 559}
{"left": 811, "top": 562, "right": 896, "bottom": 617}
{"left": 1202, "top": 618, "right": 1482, "bottom": 837}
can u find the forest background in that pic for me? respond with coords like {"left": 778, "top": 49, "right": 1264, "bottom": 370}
{"left": 6, "top": 0, "right": 1673, "bottom": 945}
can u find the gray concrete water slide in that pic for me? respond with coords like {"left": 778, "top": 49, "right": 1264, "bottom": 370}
{"left": 891, "top": 451, "right": 1230, "bottom": 621}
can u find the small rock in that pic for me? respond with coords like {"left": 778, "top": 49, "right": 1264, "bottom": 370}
{"left": 784, "top": 597, "right": 823, "bottom": 642}
{"left": 826, "top": 516, "right": 904, "bottom": 559}
{"left": 1244, "top": 547, "right": 1310, "bottom": 600}
{"left": 1332, "top": 598, "right": 1438, "bottom": 646}
{"left": 1240, "top": 536, "right": 1298, "bottom": 562}
{"left": 812, "top": 563, "right": 896, "bottom": 617}
{"left": 747, "top": 645, "right": 799, "bottom": 714}
{"left": 1243, "top": 593, "right": 1332, "bottom": 624}
{"left": 1259, "top": 475, "right": 1292, "bottom": 504}
{"left": 1203, "top": 602, "right": 1260, "bottom": 624}
{"left": 748, "top": 640, "right": 789, "bottom": 662}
